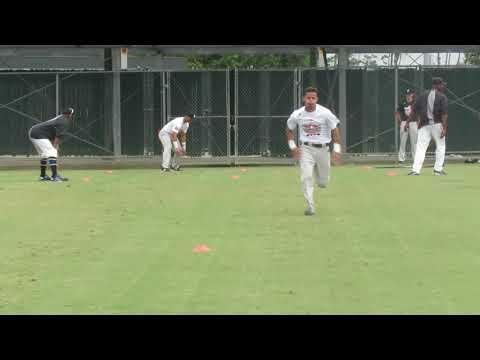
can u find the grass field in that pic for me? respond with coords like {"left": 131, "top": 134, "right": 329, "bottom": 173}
{"left": 1, "top": 163, "right": 479, "bottom": 314}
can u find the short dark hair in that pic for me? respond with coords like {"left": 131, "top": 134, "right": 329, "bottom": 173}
{"left": 432, "top": 77, "right": 446, "bottom": 86}
{"left": 304, "top": 87, "right": 320, "bottom": 97}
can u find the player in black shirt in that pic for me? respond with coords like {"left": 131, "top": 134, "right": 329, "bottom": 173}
{"left": 395, "top": 89, "right": 417, "bottom": 164}
{"left": 28, "top": 108, "right": 74, "bottom": 181}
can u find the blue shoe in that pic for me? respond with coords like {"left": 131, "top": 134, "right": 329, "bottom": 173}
{"left": 51, "top": 175, "right": 69, "bottom": 182}
{"left": 39, "top": 175, "right": 51, "bottom": 181}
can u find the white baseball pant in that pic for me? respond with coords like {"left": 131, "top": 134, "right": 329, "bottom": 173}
{"left": 398, "top": 121, "right": 418, "bottom": 162}
{"left": 159, "top": 131, "right": 181, "bottom": 169}
{"left": 412, "top": 123, "right": 445, "bottom": 173}
{"left": 30, "top": 138, "right": 58, "bottom": 158}
{"left": 299, "top": 145, "right": 331, "bottom": 211}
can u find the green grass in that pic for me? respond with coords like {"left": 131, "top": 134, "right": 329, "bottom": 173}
{"left": 1, "top": 164, "right": 479, "bottom": 314}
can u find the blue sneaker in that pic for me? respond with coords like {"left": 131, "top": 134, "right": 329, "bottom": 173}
{"left": 51, "top": 175, "right": 69, "bottom": 182}
{"left": 39, "top": 175, "right": 52, "bottom": 181}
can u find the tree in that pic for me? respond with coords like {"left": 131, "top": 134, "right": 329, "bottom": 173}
{"left": 348, "top": 54, "right": 392, "bottom": 67}
{"left": 186, "top": 54, "right": 310, "bottom": 69}
{"left": 464, "top": 52, "right": 480, "bottom": 65}
{"left": 185, "top": 52, "right": 392, "bottom": 69}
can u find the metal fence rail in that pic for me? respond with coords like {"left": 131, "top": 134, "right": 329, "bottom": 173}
{"left": 1, "top": 67, "right": 479, "bottom": 164}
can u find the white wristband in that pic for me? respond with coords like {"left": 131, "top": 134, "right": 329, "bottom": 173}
{"left": 288, "top": 140, "right": 297, "bottom": 150}
{"left": 173, "top": 141, "right": 180, "bottom": 150}
{"left": 181, "top": 142, "right": 186, "bottom": 151}
{"left": 333, "top": 143, "right": 341, "bottom": 153}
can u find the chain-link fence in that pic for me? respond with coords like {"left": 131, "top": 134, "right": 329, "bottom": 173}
{"left": 235, "top": 69, "right": 296, "bottom": 158}
{"left": 0, "top": 73, "right": 57, "bottom": 155}
{"left": 1, "top": 67, "right": 479, "bottom": 163}
{"left": 59, "top": 72, "right": 114, "bottom": 155}
{"left": 167, "top": 70, "right": 230, "bottom": 159}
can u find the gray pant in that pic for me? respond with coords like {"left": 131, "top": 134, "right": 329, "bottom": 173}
{"left": 299, "top": 145, "right": 331, "bottom": 210}
{"left": 159, "top": 132, "right": 180, "bottom": 169}
{"left": 398, "top": 121, "right": 418, "bottom": 162}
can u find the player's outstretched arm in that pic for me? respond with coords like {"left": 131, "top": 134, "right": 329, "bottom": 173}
{"left": 169, "top": 132, "right": 184, "bottom": 155}
{"left": 286, "top": 128, "right": 300, "bottom": 159}
{"left": 178, "top": 131, "right": 187, "bottom": 152}
{"left": 331, "top": 126, "right": 342, "bottom": 166}
{"left": 441, "top": 114, "right": 448, "bottom": 138}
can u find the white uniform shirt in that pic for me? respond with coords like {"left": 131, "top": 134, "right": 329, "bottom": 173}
{"left": 427, "top": 90, "right": 436, "bottom": 124}
{"left": 404, "top": 105, "right": 412, "bottom": 118}
{"left": 160, "top": 117, "right": 189, "bottom": 135}
{"left": 287, "top": 104, "right": 340, "bottom": 144}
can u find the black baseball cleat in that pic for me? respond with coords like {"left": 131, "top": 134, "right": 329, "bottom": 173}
{"left": 51, "top": 175, "right": 69, "bottom": 182}
{"left": 161, "top": 167, "right": 170, "bottom": 172}
{"left": 304, "top": 207, "right": 315, "bottom": 216}
{"left": 408, "top": 171, "right": 420, "bottom": 176}
{"left": 170, "top": 164, "right": 182, "bottom": 171}
{"left": 434, "top": 170, "right": 447, "bottom": 176}
{"left": 39, "top": 175, "right": 52, "bottom": 181}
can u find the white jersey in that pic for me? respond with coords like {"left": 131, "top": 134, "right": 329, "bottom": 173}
{"left": 287, "top": 104, "right": 340, "bottom": 144}
{"left": 160, "top": 117, "right": 189, "bottom": 135}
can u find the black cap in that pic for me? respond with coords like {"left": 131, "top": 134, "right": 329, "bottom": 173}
{"left": 186, "top": 113, "right": 195, "bottom": 119}
{"left": 405, "top": 88, "right": 416, "bottom": 95}
{"left": 432, "top": 77, "right": 446, "bottom": 86}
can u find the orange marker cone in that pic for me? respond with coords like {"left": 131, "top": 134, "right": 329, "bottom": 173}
{"left": 193, "top": 244, "right": 211, "bottom": 253}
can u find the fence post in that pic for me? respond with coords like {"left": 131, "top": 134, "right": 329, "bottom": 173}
{"left": 143, "top": 71, "right": 154, "bottom": 156}
{"left": 166, "top": 71, "right": 171, "bottom": 124}
{"left": 394, "top": 63, "right": 399, "bottom": 154}
{"left": 112, "top": 48, "right": 122, "bottom": 157}
{"left": 338, "top": 48, "right": 348, "bottom": 150}
{"left": 201, "top": 71, "right": 213, "bottom": 156}
{"left": 226, "top": 68, "right": 231, "bottom": 160}
{"left": 234, "top": 68, "right": 239, "bottom": 164}
{"left": 259, "top": 71, "right": 271, "bottom": 156}
{"left": 55, "top": 73, "right": 60, "bottom": 115}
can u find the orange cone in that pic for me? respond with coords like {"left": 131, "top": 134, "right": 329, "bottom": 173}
{"left": 193, "top": 244, "right": 211, "bottom": 253}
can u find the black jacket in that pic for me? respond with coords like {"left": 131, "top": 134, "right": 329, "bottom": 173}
{"left": 412, "top": 89, "right": 448, "bottom": 128}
